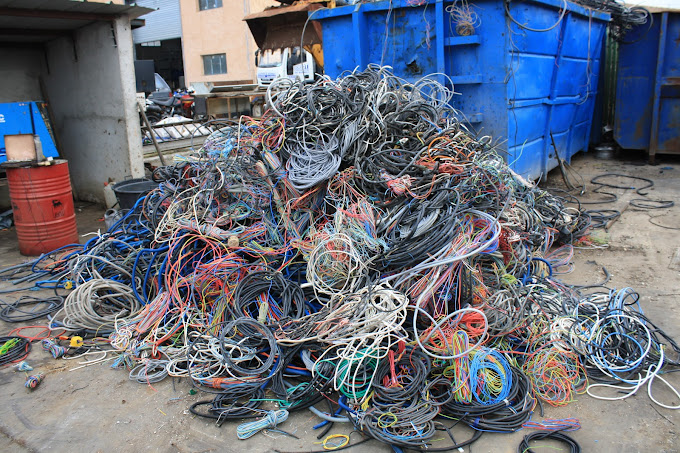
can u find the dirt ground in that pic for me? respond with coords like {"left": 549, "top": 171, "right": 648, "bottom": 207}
{"left": 0, "top": 149, "right": 678, "bottom": 453}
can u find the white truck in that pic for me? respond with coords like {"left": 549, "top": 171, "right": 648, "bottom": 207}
{"left": 256, "top": 46, "right": 317, "bottom": 87}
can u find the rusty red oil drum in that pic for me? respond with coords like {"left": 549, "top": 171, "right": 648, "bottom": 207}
{"left": 6, "top": 160, "right": 79, "bottom": 256}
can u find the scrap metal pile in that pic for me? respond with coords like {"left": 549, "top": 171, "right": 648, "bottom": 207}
{"left": 2, "top": 66, "right": 678, "bottom": 449}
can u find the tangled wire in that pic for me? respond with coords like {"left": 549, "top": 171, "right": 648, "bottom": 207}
{"left": 1, "top": 66, "right": 678, "bottom": 450}
{"left": 574, "top": 0, "right": 650, "bottom": 41}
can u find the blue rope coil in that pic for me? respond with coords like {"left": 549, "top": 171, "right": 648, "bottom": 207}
{"left": 236, "top": 409, "right": 289, "bottom": 440}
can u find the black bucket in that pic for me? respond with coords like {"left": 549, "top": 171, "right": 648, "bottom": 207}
{"left": 112, "top": 178, "right": 158, "bottom": 210}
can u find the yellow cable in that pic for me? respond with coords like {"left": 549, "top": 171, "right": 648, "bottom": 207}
{"left": 321, "top": 434, "right": 349, "bottom": 450}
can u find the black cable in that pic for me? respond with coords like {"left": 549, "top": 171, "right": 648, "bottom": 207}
{"left": 189, "top": 388, "right": 265, "bottom": 422}
{"left": 585, "top": 209, "right": 620, "bottom": 229}
{"left": 518, "top": 430, "right": 581, "bottom": 453}
{"left": 403, "top": 424, "right": 483, "bottom": 452}
{"left": 0, "top": 336, "right": 32, "bottom": 367}
{"left": 231, "top": 270, "right": 305, "bottom": 324}
{"left": 0, "top": 295, "right": 63, "bottom": 322}
{"left": 573, "top": 0, "right": 650, "bottom": 42}
{"left": 590, "top": 173, "right": 653, "bottom": 197}
{"left": 630, "top": 199, "right": 674, "bottom": 209}
{"left": 441, "top": 367, "right": 534, "bottom": 433}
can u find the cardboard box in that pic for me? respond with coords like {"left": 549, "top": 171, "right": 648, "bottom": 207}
{"left": 4, "top": 134, "right": 36, "bottom": 161}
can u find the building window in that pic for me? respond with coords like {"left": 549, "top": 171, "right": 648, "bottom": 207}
{"left": 199, "top": 0, "right": 222, "bottom": 10}
{"left": 203, "top": 54, "right": 227, "bottom": 75}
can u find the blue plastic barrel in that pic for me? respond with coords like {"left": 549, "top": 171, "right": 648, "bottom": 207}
{"left": 614, "top": 11, "right": 679, "bottom": 163}
{"left": 313, "top": 0, "right": 609, "bottom": 179}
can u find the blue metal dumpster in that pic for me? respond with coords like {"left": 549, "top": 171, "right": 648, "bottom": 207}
{"left": 313, "top": 0, "right": 609, "bottom": 179}
{"left": 614, "top": 10, "right": 680, "bottom": 163}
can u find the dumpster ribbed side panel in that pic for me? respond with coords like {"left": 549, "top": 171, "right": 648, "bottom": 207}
{"left": 614, "top": 12, "right": 680, "bottom": 161}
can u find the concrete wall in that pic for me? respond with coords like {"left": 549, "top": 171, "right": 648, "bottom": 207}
{"left": 0, "top": 47, "right": 45, "bottom": 209}
{"left": 43, "top": 17, "right": 144, "bottom": 203}
{"left": 179, "top": 0, "right": 275, "bottom": 86}
{"left": 0, "top": 48, "right": 44, "bottom": 103}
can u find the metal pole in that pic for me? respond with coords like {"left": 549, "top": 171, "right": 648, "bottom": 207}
{"left": 138, "top": 102, "right": 168, "bottom": 166}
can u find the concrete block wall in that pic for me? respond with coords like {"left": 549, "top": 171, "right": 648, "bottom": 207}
{"left": 0, "top": 48, "right": 44, "bottom": 104}
{"left": 43, "top": 17, "right": 144, "bottom": 203}
{"left": 0, "top": 48, "right": 46, "bottom": 209}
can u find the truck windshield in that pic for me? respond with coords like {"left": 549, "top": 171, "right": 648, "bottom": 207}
{"left": 259, "top": 49, "right": 283, "bottom": 68}
{"left": 290, "top": 47, "right": 303, "bottom": 66}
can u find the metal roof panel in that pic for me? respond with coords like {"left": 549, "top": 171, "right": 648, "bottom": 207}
{"left": 0, "top": 0, "right": 152, "bottom": 43}
{"left": 0, "top": 0, "right": 152, "bottom": 19}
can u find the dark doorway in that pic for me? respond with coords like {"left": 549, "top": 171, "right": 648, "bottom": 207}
{"left": 135, "top": 38, "right": 184, "bottom": 90}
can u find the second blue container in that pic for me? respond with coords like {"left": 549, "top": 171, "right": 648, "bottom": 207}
{"left": 314, "top": 0, "right": 609, "bottom": 180}
{"left": 614, "top": 10, "right": 680, "bottom": 163}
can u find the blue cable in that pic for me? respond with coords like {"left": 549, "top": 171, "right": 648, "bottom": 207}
{"left": 131, "top": 246, "right": 170, "bottom": 304}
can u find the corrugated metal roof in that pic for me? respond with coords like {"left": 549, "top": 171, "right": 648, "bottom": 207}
{"left": 0, "top": 0, "right": 153, "bottom": 43}
{"left": 132, "top": 0, "right": 181, "bottom": 44}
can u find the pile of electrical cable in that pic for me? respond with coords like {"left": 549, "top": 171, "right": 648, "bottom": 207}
{"left": 1, "top": 66, "right": 678, "bottom": 450}
{"left": 572, "top": 0, "right": 650, "bottom": 41}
